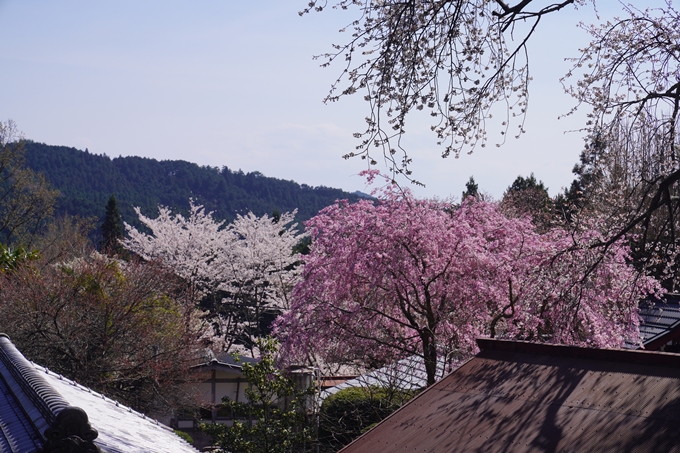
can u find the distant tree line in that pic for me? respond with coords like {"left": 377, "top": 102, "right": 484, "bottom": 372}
{"left": 22, "top": 141, "right": 360, "bottom": 236}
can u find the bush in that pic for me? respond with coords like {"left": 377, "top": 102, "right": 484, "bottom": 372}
{"left": 0, "top": 253, "right": 205, "bottom": 414}
{"left": 318, "top": 385, "right": 419, "bottom": 452}
{"left": 174, "top": 430, "right": 194, "bottom": 444}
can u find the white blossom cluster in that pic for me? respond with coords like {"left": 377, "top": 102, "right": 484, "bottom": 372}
{"left": 304, "top": 0, "right": 585, "bottom": 183}
{"left": 122, "top": 202, "right": 305, "bottom": 354}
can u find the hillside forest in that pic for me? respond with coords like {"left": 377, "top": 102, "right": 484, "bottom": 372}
{"left": 21, "top": 140, "right": 361, "bottom": 235}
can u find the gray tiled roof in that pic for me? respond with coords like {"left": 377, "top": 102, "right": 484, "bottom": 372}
{"left": 320, "top": 354, "right": 460, "bottom": 403}
{"left": 39, "top": 368, "right": 199, "bottom": 453}
{"left": 0, "top": 334, "right": 199, "bottom": 453}
{"left": 0, "top": 371, "right": 44, "bottom": 452}
{"left": 638, "top": 294, "right": 680, "bottom": 348}
{"left": 191, "top": 348, "right": 257, "bottom": 373}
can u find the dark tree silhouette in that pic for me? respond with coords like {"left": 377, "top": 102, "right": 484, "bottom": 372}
{"left": 462, "top": 176, "right": 479, "bottom": 200}
{"left": 101, "top": 195, "right": 124, "bottom": 255}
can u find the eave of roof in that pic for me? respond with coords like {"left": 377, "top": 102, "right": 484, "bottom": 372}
{"left": 191, "top": 360, "right": 244, "bottom": 373}
{"left": 39, "top": 368, "right": 199, "bottom": 453}
{"left": 191, "top": 350, "right": 260, "bottom": 374}
{"left": 0, "top": 333, "right": 94, "bottom": 453}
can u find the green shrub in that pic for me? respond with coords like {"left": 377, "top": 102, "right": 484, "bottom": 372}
{"left": 201, "top": 338, "right": 315, "bottom": 453}
{"left": 318, "top": 385, "right": 419, "bottom": 452}
{"left": 174, "top": 430, "right": 194, "bottom": 444}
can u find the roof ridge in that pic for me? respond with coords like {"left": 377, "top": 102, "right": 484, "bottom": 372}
{"left": 0, "top": 334, "right": 68, "bottom": 425}
{"left": 477, "top": 338, "right": 680, "bottom": 367}
{"left": 35, "top": 365, "right": 171, "bottom": 430}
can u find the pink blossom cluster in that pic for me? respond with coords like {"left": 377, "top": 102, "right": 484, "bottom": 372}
{"left": 275, "top": 186, "right": 660, "bottom": 385}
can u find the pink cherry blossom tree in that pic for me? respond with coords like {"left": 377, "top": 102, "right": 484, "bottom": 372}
{"left": 123, "top": 201, "right": 305, "bottom": 356}
{"left": 275, "top": 180, "right": 659, "bottom": 386}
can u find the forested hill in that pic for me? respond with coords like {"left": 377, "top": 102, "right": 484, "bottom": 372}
{"left": 23, "top": 141, "right": 360, "bottom": 227}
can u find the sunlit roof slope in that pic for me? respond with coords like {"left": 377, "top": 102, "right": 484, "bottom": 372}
{"left": 0, "top": 334, "right": 199, "bottom": 453}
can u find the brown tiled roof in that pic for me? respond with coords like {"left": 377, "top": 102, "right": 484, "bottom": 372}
{"left": 319, "top": 377, "right": 357, "bottom": 389}
{"left": 340, "top": 339, "right": 680, "bottom": 453}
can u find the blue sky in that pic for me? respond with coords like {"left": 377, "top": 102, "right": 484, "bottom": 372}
{"left": 0, "top": 1, "right": 650, "bottom": 199}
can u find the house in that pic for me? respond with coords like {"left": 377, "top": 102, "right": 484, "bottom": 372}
{"left": 188, "top": 351, "right": 315, "bottom": 423}
{"left": 637, "top": 293, "right": 680, "bottom": 351}
{"left": 170, "top": 351, "right": 254, "bottom": 449}
{"left": 187, "top": 351, "right": 256, "bottom": 425}
{"left": 0, "top": 333, "right": 199, "bottom": 453}
{"left": 177, "top": 350, "right": 315, "bottom": 449}
{"left": 339, "top": 338, "right": 680, "bottom": 452}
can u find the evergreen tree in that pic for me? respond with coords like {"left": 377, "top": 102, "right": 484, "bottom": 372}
{"left": 461, "top": 176, "right": 479, "bottom": 200}
{"left": 554, "top": 135, "right": 607, "bottom": 224}
{"left": 501, "top": 173, "right": 552, "bottom": 232}
{"left": 506, "top": 173, "right": 548, "bottom": 194}
{"left": 101, "top": 195, "right": 124, "bottom": 255}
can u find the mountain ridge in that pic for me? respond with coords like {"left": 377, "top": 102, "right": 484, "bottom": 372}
{"left": 23, "top": 141, "right": 360, "bottom": 228}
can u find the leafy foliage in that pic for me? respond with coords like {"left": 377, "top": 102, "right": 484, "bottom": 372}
{"left": 202, "top": 338, "right": 314, "bottom": 453}
{"left": 0, "top": 243, "right": 39, "bottom": 273}
{"left": 29, "top": 214, "right": 97, "bottom": 266}
{"left": 0, "top": 121, "right": 59, "bottom": 246}
{"left": 174, "top": 430, "right": 194, "bottom": 444}
{"left": 0, "top": 253, "right": 206, "bottom": 414}
{"left": 318, "top": 385, "right": 418, "bottom": 452}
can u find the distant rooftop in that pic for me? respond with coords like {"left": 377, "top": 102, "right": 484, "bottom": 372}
{"left": 191, "top": 348, "right": 258, "bottom": 374}
{"left": 319, "top": 354, "right": 456, "bottom": 403}
{"left": 637, "top": 293, "right": 680, "bottom": 351}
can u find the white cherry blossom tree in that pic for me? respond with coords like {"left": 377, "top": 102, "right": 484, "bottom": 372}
{"left": 123, "top": 202, "right": 305, "bottom": 356}
{"left": 304, "top": 0, "right": 587, "bottom": 182}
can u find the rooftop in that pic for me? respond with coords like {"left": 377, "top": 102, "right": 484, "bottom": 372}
{"left": 340, "top": 338, "right": 680, "bottom": 453}
{"left": 638, "top": 294, "right": 680, "bottom": 351}
{"left": 0, "top": 334, "right": 199, "bottom": 453}
{"left": 319, "top": 354, "right": 454, "bottom": 403}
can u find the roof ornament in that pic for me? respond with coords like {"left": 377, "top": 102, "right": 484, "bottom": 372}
{"left": 43, "top": 407, "right": 101, "bottom": 453}
{"left": 0, "top": 334, "right": 101, "bottom": 452}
